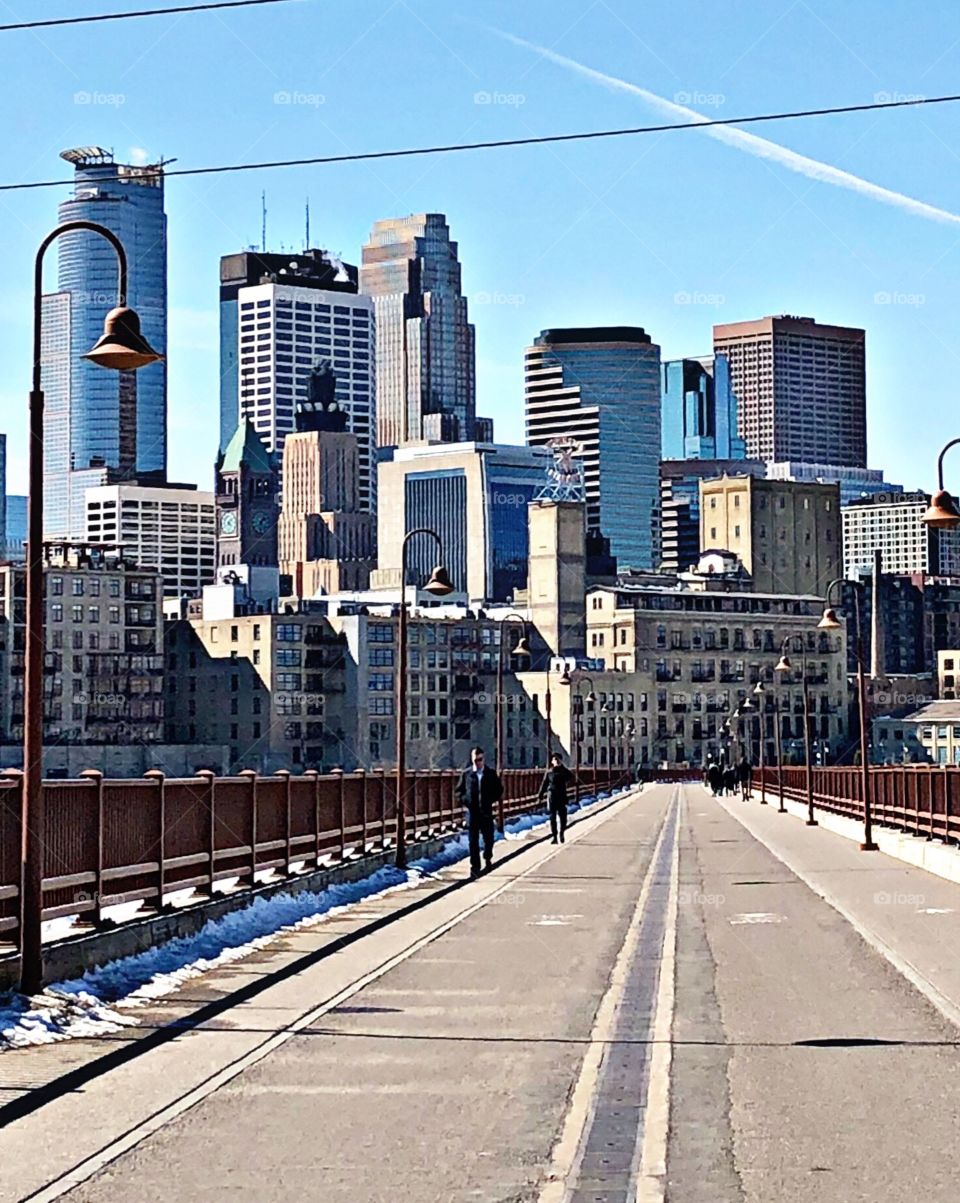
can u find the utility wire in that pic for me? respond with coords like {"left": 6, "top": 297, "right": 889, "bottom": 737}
{"left": 0, "top": 92, "right": 956, "bottom": 193}
{"left": 0, "top": 0, "right": 307, "bottom": 32}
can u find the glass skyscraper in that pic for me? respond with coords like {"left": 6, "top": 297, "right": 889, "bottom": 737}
{"left": 43, "top": 148, "right": 168, "bottom": 536}
{"left": 525, "top": 327, "right": 662, "bottom": 569}
{"left": 661, "top": 355, "right": 746, "bottom": 461}
{"left": 360, "top": 214, "right": 477, "bottom": 449}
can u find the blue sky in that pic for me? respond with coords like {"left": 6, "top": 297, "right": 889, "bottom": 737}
{"left": 2, "top": 0, "right": 960, "bottom": 496}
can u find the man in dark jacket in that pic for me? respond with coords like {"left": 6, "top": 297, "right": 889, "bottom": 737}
{"left": 737, "top": 755, "right": 753, "bottom": 800}
{"left": 457, "top": 746, "right": 504, "bottom": 877}
{"left": 539, "top": 752, "right": 574, "bottom": 844}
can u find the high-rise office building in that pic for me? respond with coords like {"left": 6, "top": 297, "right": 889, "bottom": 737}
{"left": 766, "top": 461, "right": 902, "bottom": 506}
{"left": 219, "top": 250, "right": 375, "bottom": 515}
{"left": 0, "top": 434, "right": 7, "bottom": 559}
{"left": 278, "top": 364, "right": 374, "bottom": 597}
{"left": 842, "top": 492, "right": 960, "bottom": 577}
{"left": 525, "top": 326, "right": 662, "bottom": 569}
{"left": 43, "top": 148, "right": 168, "bottom": 537}
{"left": 85, "top": 482, "right": 216, "bottom": 598}
{"left": 661, "top": 355, "right": 746, "bottom": 461}
{"left": 360, "top": 214, "right": 478, "bottom": 448}
{"left": 4, "top": 495, "right": 26, "bottom": 562}
{"left": 714, "top": 315, "right": 866, "bottom": 467}
{"left": 375, "top": 441, "right": 551, "bottom": 602}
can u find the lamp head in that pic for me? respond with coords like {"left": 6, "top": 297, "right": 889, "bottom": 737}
{"left": 423, "top": 564, "right": 454, "bottom": 596}
{"left": 818, "top": 606, "right": 842, "bottom": 631}
{"left": 83, "top": 306, "right": 163, "bottom": 371}
{"left": 558, "top": 668, "right": 572, "bottom": 686}
{"left": 586, "top": 690, "right": 596, "bottom": 705}
{"left": 774, "top": 654, "right": 792, "bottom": 674}
{"left": 512, "top": 635, "right": 531, "bottom": 658}
{"left": 923, "top": 489, "right": 960, "bottom": 530}
{"left": 753, "top": 681, "right": 765, "bottom": 696}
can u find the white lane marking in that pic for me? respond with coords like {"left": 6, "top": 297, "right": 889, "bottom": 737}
{"left": 635, "top": 787, "right": 681, "bottom": 1203}
{"left": 22, "top": 788, "right": 647, "bottom": 1203}
{"left": 537, "top": 787, "right": 678, "bottom": 1203}
{"left": 918, "top": 907, "right": 955, "bottom": 915}
{"left": 528, "top": 914, "right": 584, "bottom": 927}
{"left": 730, "top": 912, "right": 785, "bottom": 925}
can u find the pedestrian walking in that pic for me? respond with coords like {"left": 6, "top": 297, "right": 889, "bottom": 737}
{"left": 457, "top": 746, "right": 503, "bottom": 878}
{"left": 737, "top": 755, "right": 753, "bottom": 800}
{"left": 707, "top": 762, "right": 722, "bottom": 796}
{"left": 723, "top": 764, "right": 737, "bottom": 796}
{"left": 539, "top": 752, "right": 574, "bottom": 844}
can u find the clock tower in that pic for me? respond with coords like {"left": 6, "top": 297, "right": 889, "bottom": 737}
{"left": 215, "top": 419, "right": 279, "bottom": 570}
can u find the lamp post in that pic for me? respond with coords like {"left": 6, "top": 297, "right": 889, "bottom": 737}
{"left": 819, "top": 579, "right": 877, "bottom": 851}
{"left": 20, "top": 223, "right": 161, "bottom": 996}
{"left": 775, "top": 634, "right": 817, "bottom": 826}
{"left": 753, "top": 681, "right": 767, "bottom": 804}
{"left": 543, "top": 659, "right": 571, "bottom": 763}
{"left": 574, "top": 674, "right": 597, "bottom": 801}
{"left": 395, "top": 528, "right": 454, "bottom": 870}
{"left": 922, "top": 438, "right": 960, "bottom": 529}
{"left": 495, "top": 613, "right": 530, "bottom": 832}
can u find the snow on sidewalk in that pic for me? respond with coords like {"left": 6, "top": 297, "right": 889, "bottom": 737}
{"left": 0, "top": 790, "right": 625, "bottom": 1051}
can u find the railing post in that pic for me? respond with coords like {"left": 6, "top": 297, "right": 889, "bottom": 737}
{"left": 360, "top": 769, "right": 368, "bottom": 854}
{"left": 301, "top": 769, "right": 319, "bottom": 869}
{"left": 196, "top": 769, "right": 216, "bottom": 897}
{"left": 4, "top": 769, "right": 25, "bottom": 959}
{"left": 80, "top": 769, "right": 104, "bottom": 927}
{"left": 379, "top": 767, "right": 389, "bottom": 849}
{"left": 335, "top": 767, "right": 346, "bottom": 861}
{"left": 239, "top": 769, "right": 258, "bottom": 886}
{"left": 274, "top": 769, "right": 292, "bottom": 875}
{"left": 144, "top": 770, "right": 165, "bottom": 910}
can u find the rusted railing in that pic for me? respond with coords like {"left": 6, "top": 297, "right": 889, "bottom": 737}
{"left": 756, "top": 764, "right": 960, "bottom": 844}
{"left": 0, "top": 766, "right": 627, "bottom": 955}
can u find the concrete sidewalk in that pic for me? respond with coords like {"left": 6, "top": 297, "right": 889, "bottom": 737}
{"left": 0, "top": 786, "right": 666, "bottom": 1203}
{"left": 716, "top": 784, "right": 960, "bottom": 1027}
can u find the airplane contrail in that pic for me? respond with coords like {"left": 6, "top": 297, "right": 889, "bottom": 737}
{"left": 495, "top": 29, "right": 960, "bottom": 227}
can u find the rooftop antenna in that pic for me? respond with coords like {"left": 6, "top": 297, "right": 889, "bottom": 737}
{"left": 305, "top": 197, "right": 310, "bottom": 250}
{"left": 261, "top": 190, "right": 267, "bottom": 253}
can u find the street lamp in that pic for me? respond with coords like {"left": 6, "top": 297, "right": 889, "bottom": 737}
{"left": 395, "top": 528, "right": 454, "bottom": 870}
{"left": 753, "top": 681, "right": 767, "bottom": 804}
{"left": 573, "top": 674, "right": 597, "bottom": 801}
{"left": 775, "top": 634, "right": 817, "bottom": 826}
{"left": 922, "top": 438, "right": 960, "bottom": 529}
{"left": 819, "top": 580, "right": 878, "bottom": 851}
{"left": 20, "top": 222, "right": 161, "bottom": 995}
{"left": 495, "top": 613, "right": 530, "bottom": 832}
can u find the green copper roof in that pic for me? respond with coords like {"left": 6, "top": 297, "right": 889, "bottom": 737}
{"left": 221, "top": 419, "right": 273, "bottom": 474}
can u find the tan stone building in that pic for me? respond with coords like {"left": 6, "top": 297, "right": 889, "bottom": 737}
{"left": 278, "top": 422, "right": 374, "bottom": 598}
{"left": 938, "top": 650, "right": 960, "bottom": 700}
{"left": 585, "top": 581, "right": 848, "bottom": 767}
{"left": 0, "top": 543, "right": 164, "bottom": 746}
{"left": 164, "top": 607, "right": 351, "bottom": 774}
{"left": 700, "top": 475, "right": 841, "bottom": 596}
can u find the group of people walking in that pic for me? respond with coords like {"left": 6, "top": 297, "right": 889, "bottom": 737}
{"left": 456, "top": 747, "right": 575, "bottom": 879}
{"left": 705, "top": 756, "right": 753, "bottom": 800}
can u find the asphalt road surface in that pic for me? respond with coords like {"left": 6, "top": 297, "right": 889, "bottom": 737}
{"left": 5, "top": 782, "right": 960, "bottom": 1202}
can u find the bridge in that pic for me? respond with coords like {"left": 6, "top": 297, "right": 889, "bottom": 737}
{"left": 4, "top": 773, "right": 960, "bottom": 1200}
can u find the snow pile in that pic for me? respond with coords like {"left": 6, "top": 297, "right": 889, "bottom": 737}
{"left": 0, "top": 789, "right": 618, "bottom": 1050}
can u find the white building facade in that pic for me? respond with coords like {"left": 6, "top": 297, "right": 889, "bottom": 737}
{"left": 85, "top": 483, "right": 216, "bottom": 597}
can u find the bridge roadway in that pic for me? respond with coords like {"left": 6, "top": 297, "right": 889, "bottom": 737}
{"left": 5, "top": 782, "right": 960, "bottom": 1201}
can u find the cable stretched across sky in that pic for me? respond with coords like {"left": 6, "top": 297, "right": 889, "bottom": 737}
{"left": 0, "top": 0, "right": 307, "bottom": 33}
{"left": 0, "top": 92, "right": 957, "bottom": 195}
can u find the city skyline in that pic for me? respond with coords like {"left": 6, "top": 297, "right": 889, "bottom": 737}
{"left": 0, "top": 2, "right": 958, "bottom": 501}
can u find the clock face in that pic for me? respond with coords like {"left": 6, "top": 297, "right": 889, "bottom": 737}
{"left": 220, "top": 510, "right": 238, "bottom": 537}
{"left": 251, "top": 510, "right": 273, "bottom": 535}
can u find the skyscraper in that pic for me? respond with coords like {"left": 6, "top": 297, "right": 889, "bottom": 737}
{"left": 360, "top": 214, "right": 478, "bottom": 448}
{"left": 525, "top": 326, "right": 662, "bottom": 569}
{"left": 661, "top": 355, "right": 746, "bottom": 461}
{"left": 713, "top": 315, "right": 866, "bottom": 467}
{"left": 219, "top": 250, "right": 376, "bottom": 515}
{"left": 43, "top": 147, "right": 168, "bottom": 537}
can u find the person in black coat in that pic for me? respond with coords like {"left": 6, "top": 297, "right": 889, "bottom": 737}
{"left": 456, "top": 746, "right": 504, "bottom": 877}
{"left": 707, "top": 762, "right": 722, "bottom": 796}
{"left": 539, "top": 752, "right": 574, "bottom": 844}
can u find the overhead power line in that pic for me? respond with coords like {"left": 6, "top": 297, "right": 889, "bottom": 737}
{"left": 0, "top": 0, "right": 307, "bottom": 33}
{"left": 0, "top": 92, "right": 955, "bottom": 194}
